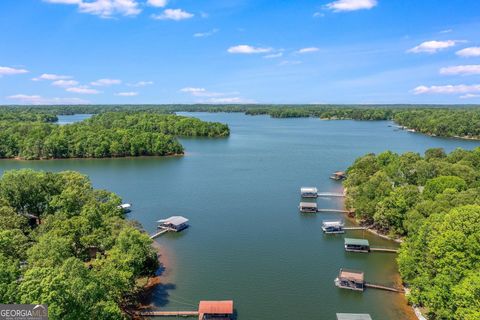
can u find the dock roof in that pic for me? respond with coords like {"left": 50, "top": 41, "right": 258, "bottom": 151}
{"left": 323, "top": 220, "right": 344, "bottom": 227}
{"left": 299, "top": 202, "right": 317, "bottom": 207}
{"left": 338, "top": 269, "right": 364, "bottom": 282}
{"left": 344, "top": 238, "right": 369, "bottom": 246}
{"left": 336, "top": 313, "right": 372, "bottom": 320}
{"left": 198, "top": 301, "right": 233, "bottom": 314}
{"left": 157, "top": 216, "right": 189, "bottom": 226}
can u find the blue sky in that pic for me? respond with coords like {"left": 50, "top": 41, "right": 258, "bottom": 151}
{"left": 1, "top": 0, "right": 480, "bottom": 104}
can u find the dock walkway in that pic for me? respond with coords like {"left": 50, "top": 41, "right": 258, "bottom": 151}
{"left": 370, "top": 247, "right": 399, "bottom": 253}
{"left": 365, "top": 283, "right": 402, "bottom": 293}
{"left": 317, "top": 192, "right": 345, "bottom": 197}
{"left": 135, "top": 310, "right": 199, "bottom": 317}
{"left": 150, "top": 229, "right": 168, "bottom": 239}
{"left": 317, "top": 208, "right": 350, "bottom": 213}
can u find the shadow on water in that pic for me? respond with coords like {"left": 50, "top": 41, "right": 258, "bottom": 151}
{"left": 149, "top": 283, "right": 177, "bottom": 307}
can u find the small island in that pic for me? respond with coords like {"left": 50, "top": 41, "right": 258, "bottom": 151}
{"left": 0, "top": 110, "right": 229, "bottom": 160}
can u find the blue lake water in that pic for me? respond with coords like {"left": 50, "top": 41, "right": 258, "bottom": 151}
{"left": 2, "top": 112, "right": 479, "bottom": 319}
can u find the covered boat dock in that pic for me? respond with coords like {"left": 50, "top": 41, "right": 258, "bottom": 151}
{"left": 299, "top": 202, "right": 318, "bottom": 213}
{"left": 334, "top": 268, "right": 365, "bottom": 291}
{"left": 157, "top": 216, "right": 189, "bottom": 232}
{"left": 198, "top": 300, "right": 234, "bottom": 320}
{"left": 344, "top": 238, "right": 370, "bottom": 252}
{"left": 322, "top": 220, "right": 345, "bottom": 234}
{"left": 300, "top": 187, "right": 318, "bottom": 198}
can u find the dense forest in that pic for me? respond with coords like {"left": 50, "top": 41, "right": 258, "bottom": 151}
{"left": 343, "top": 148, "right": 480, "bottom": 319}
{"left": 0, "top": 169, "right": 157, "bottom": 319}
{"left": 0, "top": 112, "right": 229, "bottom": 159}
{"left": 2, "top": 104, "right": 480, "bottom": 140}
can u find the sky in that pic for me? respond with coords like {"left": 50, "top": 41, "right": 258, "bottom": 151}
{"left": 1, "top": 0, "right": 480, "bottom": 105}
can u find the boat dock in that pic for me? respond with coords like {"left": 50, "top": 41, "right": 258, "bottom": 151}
{"left": 300, "top": 187, "right": 345, "bottom": 199}
{"left": 135, "top": 310, "right": 199, "bottom": 317}
{"left": 134, "top": 300, "right": 234, "bottom": 319}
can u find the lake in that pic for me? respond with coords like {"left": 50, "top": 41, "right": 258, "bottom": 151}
{"left": 2, "top": 112, "right": 479, "bottom": 320}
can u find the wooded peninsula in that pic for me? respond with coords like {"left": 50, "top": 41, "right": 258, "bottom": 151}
{"left": 344, "top": 148, "right": 480, "bottom": 319}
{"left": 0, "top": 169, "right": 157, "bottom": 319}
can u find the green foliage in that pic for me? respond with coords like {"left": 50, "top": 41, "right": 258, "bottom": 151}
{"left": 399, "top": 205, "right": 480, "bottom": 319}
{"left": 423, "top": 176, "right": 467, "bottom": 199}
{"left": 0, "top": 111, "right": 229, "bottom": 160}
{"left": 345, "top": 148, "right": 480, "bottom": 317}
{"left": 0, "top": 169, "right": 158, "bottom": 319}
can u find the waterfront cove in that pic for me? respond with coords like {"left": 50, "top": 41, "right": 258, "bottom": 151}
{"left": 2, "top": 112, "right": 480, "bottom": 320}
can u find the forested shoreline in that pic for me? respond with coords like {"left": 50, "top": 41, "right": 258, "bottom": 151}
{"left": 0, "top": 112, "right": 229, "bottom": 160}
{"left": 343, "top": 148, "right": 480, "bottom": 319}
{"left": 0, "top": 169, "right": 157, "bottom": 319}
{"left": 2, "top": 104, "right": 480, "bottom": 140}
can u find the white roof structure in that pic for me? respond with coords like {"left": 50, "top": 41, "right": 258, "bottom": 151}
{"left": 322, "top": 220, "right": 344, "bottom": 227}
{"left": 157, "top": 216, "right": 189, "bottom": 226}
{"left": 301, "top": 187, "right": 318, "bottom": 193}
{"left": 119, "top": 203, "right": 131, "bottom": 209}
{"left": 299, "top": 202, "right": 318, "bottom": 207}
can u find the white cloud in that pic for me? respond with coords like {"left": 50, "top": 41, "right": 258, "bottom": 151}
{"left": 205, "top": 97, "right": 253, "bottom": 104}
{"left": 180, "top": 87, "right": 224, "bottom": 97}
{"left": 7, "top": 94, "right": 88, "bottom": 105}
{"left": 227, "top": 45, "right": 272, "bottom": 54}
{"left": 128, "top": 80, "right": 154, "bottom": 87}
{"left": 91, "top": 78, "right": 121, "bottom": 86}
{"left": 45, "top": 0, "right": 141, "bottom": 18}
{"left": 456, "top": 47, "right": 480, "bottom": 57}
{"left": 32, "top": 73, "right": 72, "bottom": 81}
{"left": 0, "top": 66, "right": 29, "bottom": 76}
{"left": 264, "top": 52, "right": 283, "bottom": 59}
{"left": 194, "top": 29, "right": 219, "bottom": 37}
{"left": 152, "top": 9, "right": 194, "bottom": 20}
{"left": 313, "top": 12, "right": 325, "bottom": 17}
{"left": 325, "top": 0, "right": 377, "bottom": 12}
{"left": 115, "top": 91, "right": 138, "bottom": 96}
{"left": 52, "top": 79, "right": 79, "bottom": 87}
{"left": 440, "top": 65, "right": 480, "bottom": 76}
{"left": 460, "top": 93, "right": 480, "bottom": 99}
{"left": 180, "top": 87, "right": 253, "bottom": 103}
{"left": 413, "top": 84, "right": 480, "bottom": 95}
{"left": 66, "top": 86, "right": 101, "bottom": 94}
{"left": 408, "top": 40, "right": 459, "bottom": 54}
{"left": 147, "top": 0, "right": 167, "bottom": 7}
{"left": 297, "top": 47, "right": 320, "bottom": 54}
{"left": 439, "top": 29, "right": 453, "bottom": 34}
{"left": 80, "top": 0, "right": 141, "bottom": 18}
